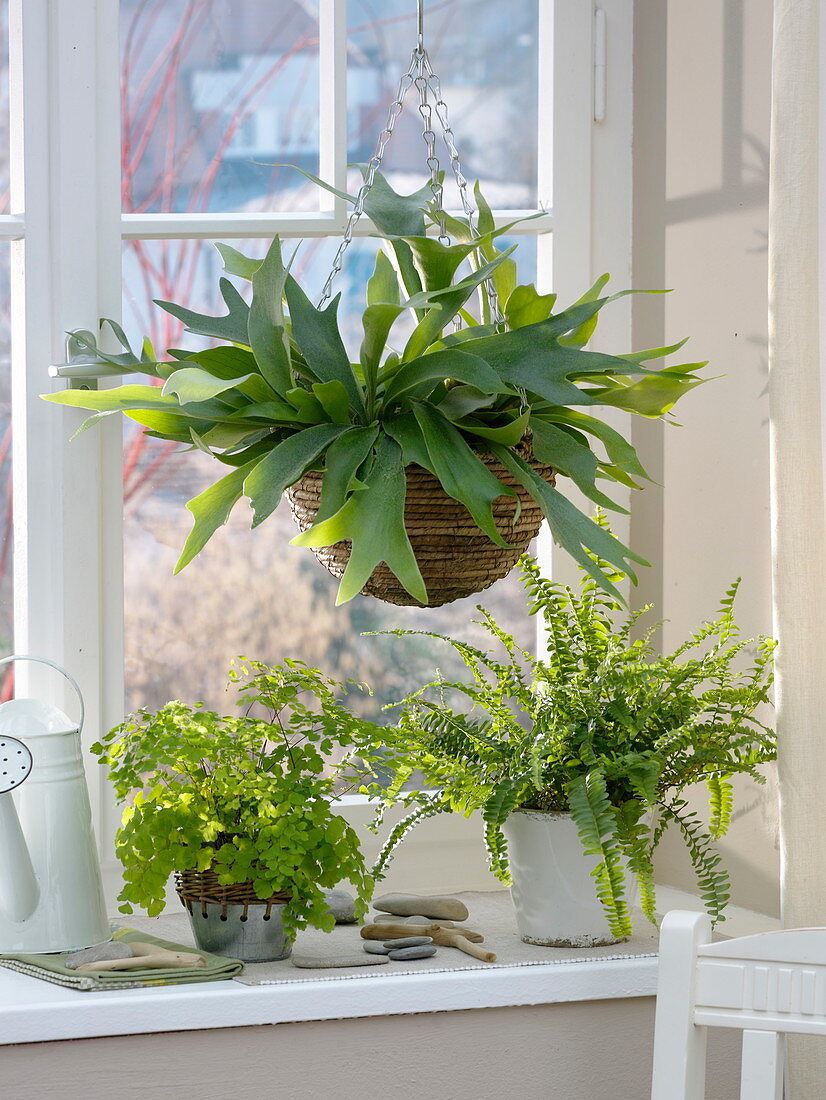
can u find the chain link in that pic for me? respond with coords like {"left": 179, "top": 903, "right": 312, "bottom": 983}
{"left": 318, "top": 33, "right": 505, "bottom": 333}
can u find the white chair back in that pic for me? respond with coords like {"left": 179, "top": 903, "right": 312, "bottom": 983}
{"left": 651, "top": 910, "right": 826, "bottom": 1099}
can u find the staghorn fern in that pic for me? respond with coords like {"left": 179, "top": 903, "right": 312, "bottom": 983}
{"left": 355, "top": 547, "right": 776, "bottom": 933}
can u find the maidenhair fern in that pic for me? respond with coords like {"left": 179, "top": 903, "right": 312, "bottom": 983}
{"left": 355, "top": 545, "right": 776, "bottom": 934}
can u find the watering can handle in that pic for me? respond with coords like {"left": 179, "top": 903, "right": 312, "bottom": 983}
{"left": 0, "top": 655, "right": 85, "bottom": 735}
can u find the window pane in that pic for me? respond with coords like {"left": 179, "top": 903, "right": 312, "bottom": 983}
{"left": 122, "top": 238, "right": 538, "bottom": 719}
{"left": 120, "top": 1, "right": 540, "bottom": 217}
{"left": 120, "top": 1, "right": 320, "bottom": 214}
{"left": 349, "top": 0, "right": 539, "bottom": 209}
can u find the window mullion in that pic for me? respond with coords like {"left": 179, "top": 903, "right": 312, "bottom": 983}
{"left": 120, "top": 210, "right": 553, "bottom": 241}
{"left": 536, "top": 0, "right": 597, "bottom": 598}
{"left": 10, "top": 0, "right": 123, "bottom": 888}
{"left": 537, "top": 1, "right": 634, "bottom": 612}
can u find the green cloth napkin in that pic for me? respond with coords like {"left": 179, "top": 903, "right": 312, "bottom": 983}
{"left": 0, "top": 927, "right": 244, "bottom": 991}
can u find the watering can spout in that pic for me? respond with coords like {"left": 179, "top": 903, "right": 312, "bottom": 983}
{"left": 0, "top": 785, "right": 39, "bottom": 924}
{"left": 0, "top": 728, "right": 39, "bottom": 924}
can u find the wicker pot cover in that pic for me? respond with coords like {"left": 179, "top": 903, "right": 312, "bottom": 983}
{"left": 287, "top": 443, "right": 555, "bottom": 607}
{"left": 175, "top": 867, "right": 290, "bottom": 920}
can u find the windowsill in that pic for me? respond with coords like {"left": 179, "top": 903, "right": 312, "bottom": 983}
{"left": 0, "top": 951, "right": 659, "bottom": 1045}
{"left": 0, "top": 886, "right": 775, "bottom": 1046}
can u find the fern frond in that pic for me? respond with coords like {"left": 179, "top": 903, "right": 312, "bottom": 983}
{"left": 707, "top": 774, "right": 734, "bottom": 838}
{"left": 371, "top": 795, "right": 449, "bottom": 880}
{"left": 614, "top": 800, "right": 657, "bottom": 925}
{"left": 483, "top": 776, "right": 529, "bottom": 827}
{"left": 567, "top": 771, "right": 632, "bottom": 938}
{"left": 664, "top": 800, "right": 731, "bottom": 924}
{"left": 483, "top": 819, "right": 514, "bottom": 884}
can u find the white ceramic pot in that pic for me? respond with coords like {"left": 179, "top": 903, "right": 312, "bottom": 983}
{"left": 502, "top": 808, "right": 637, "bottom": 948}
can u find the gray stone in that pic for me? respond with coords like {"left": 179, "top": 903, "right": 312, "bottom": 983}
{"left": 373, "top": 893, "right": 469, "bottom": 921}
{"left": 322, "top": 887, "right": 357, "bottom": 924}
{"left": 372, "top": 913, "right": 399, "bottom": 924}
{"left": 382, "top": 936, "right": 432, "bottom": 950}
{"left": 291, "top": 953, "right": 389, "bottom": 968}
{"left": 65, "top": 941, "right": 132, "bottom": 970}
{"left": 405, "top": 915, "right": 437, "bottom": 925}
{"left": 388, "top": 944, "right": 438, "bottom": 961}
{"left": 363, "top": 942, "right": 392, "bottom": 955}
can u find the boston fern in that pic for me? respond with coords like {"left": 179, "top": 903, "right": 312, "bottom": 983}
{"left": 43, "top": 171, "right": 704, "bottom": 604}
{"left": 92, "top": 658, "right": 376, "bottom": 937}
{"left": 356, "top": 555, "right": 776, "bottom": 938}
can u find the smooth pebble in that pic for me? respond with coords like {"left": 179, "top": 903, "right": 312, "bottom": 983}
{"left": 382, "top": 936, "right": 432, "bottom": 950}
{"left": 388, "top": 944, "right": 438, "bottom": 961}
{"left": 373, "top": 893, "right": 469, "bottom": 921}
{"left": 322, "top": 887, "right": 357, "bottom": 924}
{"left": 363, "top": 942, "right": 392, "bottom": 955}
{"left": 291, "top": 953, "right": 388, "bottom": 968}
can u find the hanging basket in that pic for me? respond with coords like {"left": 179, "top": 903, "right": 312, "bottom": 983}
{"left": 282, "top": 7, "right": 552, "bottom": 609}
{"left": 288, "top": 441, "right": 555, "bottom": 607}
{"left": 175, "top": 867, "right": 290, "bottom": 920}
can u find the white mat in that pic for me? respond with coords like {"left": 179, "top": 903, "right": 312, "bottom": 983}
{"left": 124, "top": 891, "right": 659, "bottom": 986}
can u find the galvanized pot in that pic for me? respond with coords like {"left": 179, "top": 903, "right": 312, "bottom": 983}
{"left": 185, "top": 901, "right": 292, "bottom": 962}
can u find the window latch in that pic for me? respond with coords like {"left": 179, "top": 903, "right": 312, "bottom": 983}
{"left": 48, "top": 332, "right": 127, "bottom": 391}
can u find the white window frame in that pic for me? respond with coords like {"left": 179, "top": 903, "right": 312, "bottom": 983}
{"left": 6, "top": 0, "right": 634, "bottom": 902}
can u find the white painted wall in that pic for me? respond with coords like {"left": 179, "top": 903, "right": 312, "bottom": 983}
{"left": 632, "top": 0, "right": 779, "bottom": 917}
{"left": 2, "top": 997, "right": 743, "bottom": 1100}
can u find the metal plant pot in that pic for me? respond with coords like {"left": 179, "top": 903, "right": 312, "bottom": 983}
{"left": 185, "top": 900, "right": 292, "bottom": 962}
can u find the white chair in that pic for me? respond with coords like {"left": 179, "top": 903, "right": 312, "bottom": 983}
{"left": 651, "top": 910, "right": 826, "bottom": 1099}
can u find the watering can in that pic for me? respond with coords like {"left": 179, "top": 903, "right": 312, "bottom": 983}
{"left": 0, "top": 655, "right": 109, "bottom": 953}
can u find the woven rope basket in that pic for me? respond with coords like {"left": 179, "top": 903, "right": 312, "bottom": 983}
{"left": 175, "top": 867, "right": 290, "bottom": 920}
{"left": 287, "top": 442, "right": 555, "bottom": 607}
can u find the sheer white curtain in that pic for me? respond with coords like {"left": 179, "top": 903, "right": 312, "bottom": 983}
{"left": 769, "top": 0, "right": 826, "bottom": 1093}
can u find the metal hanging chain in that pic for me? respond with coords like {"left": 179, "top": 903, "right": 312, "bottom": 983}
{"left": 317, "top": 0, "right": 505, "bottom": 330}
{"left": 318, "top": 49, "right": 419, "bottom": 308}
{"left": 421, "top": 56, "right": 505, "bottom": 326}
{"left": 415, "top": 60, "right": 449, "bottom": 246}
